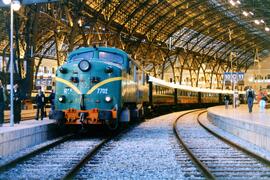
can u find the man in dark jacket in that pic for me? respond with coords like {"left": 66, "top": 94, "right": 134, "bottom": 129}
{"left": 0, "top": 80, "right": 7, "bottom": 126}
{"left": 246, "top": 86, "right": 255, "bottom": 113}
{"left": 13, "top": 83, "right": 21, "bottom": 124}
{"left": 224, "top": 94, "right": 230, "bottom": 109}
{"left": 35, "top": 89, "right": 46, "bottom": 120}
{"left": 49, "top": 89, "right": 55, "bottom": 111}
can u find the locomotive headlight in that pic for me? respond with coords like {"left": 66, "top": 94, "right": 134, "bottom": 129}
{"left": 78, "top": 60, "right": 91, "bottom": 72}
{"left": 105, "top": 96, "right": 112, "bottom": 103}
{"left": 58, "top": 95, "right": 65, "bottom": 103}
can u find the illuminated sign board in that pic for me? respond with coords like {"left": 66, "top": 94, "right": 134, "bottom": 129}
{"left": 224, "top": 72, "right": 244, "bottom": 83}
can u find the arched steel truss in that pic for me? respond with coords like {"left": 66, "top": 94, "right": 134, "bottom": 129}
{"left": 0, "top": 0, "right": 270, "bottom": 94}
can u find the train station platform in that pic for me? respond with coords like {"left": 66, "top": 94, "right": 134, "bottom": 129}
{"left": 207, "top": 105, "right": 270, "bottom": 154}
{"left": 0, "top": 118, "right": 58, "bottom": 158}
{"left": 4, "top": 109, "right": 50, "bottom": 122}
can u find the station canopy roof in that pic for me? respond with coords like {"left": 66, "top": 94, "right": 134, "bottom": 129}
{"left": 0, "top": 0, "right": 270, "bottom": 71}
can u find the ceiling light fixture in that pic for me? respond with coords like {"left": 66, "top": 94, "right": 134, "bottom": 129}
{"left": 254, "top": 19, "right": 260, "bottom": 25}
{"left": 229, "top": 0, "right": 236, "bottom": 6}
{"left": 242, "top": 11, "right": 249, "bottom": 16}
{"left": 12, "top": 0, "right": 21, "bottom": 11}
{"left": 2, "top": 0, "right": 11, "bottom": 4}
{"left": 77, "top": 19, "right": 83, "bottom": 27}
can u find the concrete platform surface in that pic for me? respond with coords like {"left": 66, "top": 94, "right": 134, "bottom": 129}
{"left": 208, "top": 105, "right": 270, "bottom": 152}
{"left": 208, "top": 105, "right": 270, "bottom": 124}
{"left": 4, "top": 109, "right": 50, "bottom": 121}
{"left": 0, "top": 118, "right": 55, "bottom": 132}
{"left": 0, "top": 118, "right": 58, "bottom": 158}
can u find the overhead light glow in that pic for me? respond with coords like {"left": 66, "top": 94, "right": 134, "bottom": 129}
{"left": 2, "top": 0, "right": 11, "bottom": 5}
{"left": 260, "top": 19, "right": 265, "bottom": 23}
{"left": 254, "top": 19, "right": 260, "bottom": 25}
{"left": 265, "top": 27, "right": 270, "bottom": 32}
{"left": 77, "top": 19, "right": 83, "bottom": 27}
{"left": 229, "top": 0, "right": 236, "bottom": 6}
{"left": 249, "top": 11, "right": 254, "bottom": 16}
{"left": 12, "top": 0, "right": 21, "bottom": 11}
{"left": 236, "top": 0, "right": 241, "bottom": 4}
{"left": 242, "top": 11, "right": 249, "bottom": 16}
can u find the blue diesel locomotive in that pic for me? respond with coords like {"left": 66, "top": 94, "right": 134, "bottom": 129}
{"left": 54, "top": 46, "right": 148, "bottom": 129}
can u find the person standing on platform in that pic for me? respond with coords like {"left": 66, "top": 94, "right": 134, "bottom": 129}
{"left": 246, "top": 86, "right": 255, "bottom": 113}
{"left": 258, "top": 90, "right": 268, "bottom": 112}
{"left": 49, "top": 89, "right": 55, "bottom": 111}
{"left": 13, "top": 83, "right": 21, "bottom": 124}
{"left": 35, "top": 89, "right": 46, "bottom": 120}
{"left": 48, "top": 89, "right": 55, "bottom": 119}
{"left": 224, "top": 94, "right": 230, "bottom": 109}
{"left": 0, "top": 80, "right": 7, "bottom": 127}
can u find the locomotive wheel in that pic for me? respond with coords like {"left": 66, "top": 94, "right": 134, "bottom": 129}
{"left": 56, "top": 118, "right": 67, "bottom": 129}
{"left": 105, "top": 118, "right": 119, "bottom": 130}
{"left": 54, "top": 111, "right": 66, "bottom": 127}
{"left": 139, "top": 106, "right": 146, "bottom": 120}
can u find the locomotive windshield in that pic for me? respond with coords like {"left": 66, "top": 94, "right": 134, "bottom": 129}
{"left": 99, "top": 51, "right": 124, "bottom": 65}
{"left": 69, "top": 51, "right": 94, "bottom": 62}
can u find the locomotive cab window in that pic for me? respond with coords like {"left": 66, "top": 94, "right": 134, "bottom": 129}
{"left": 99, "top": 51, "right": 124, "bottom": 65}
{"left": 69, "top": 51, "right": 94, "bottom": 62}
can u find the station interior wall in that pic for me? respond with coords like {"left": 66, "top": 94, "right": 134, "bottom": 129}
{"left": 245, "top": 55, "right": 270, "bottom": 92}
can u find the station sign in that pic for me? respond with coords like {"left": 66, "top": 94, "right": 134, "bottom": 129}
{"left": 0, "top": 0, "right": 58, "bottom": 7}
{"left": 36, "top": 78, "right": 52, "bottom": 86}
{"left": 224, "top": 72, "right": 244, "bottom": 83}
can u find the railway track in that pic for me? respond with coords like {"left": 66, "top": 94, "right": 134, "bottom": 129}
{"left": 0, "top": 133, "right": 112, "bottom": 179}
{"left": 73, "top": 111, "right": 205, "bottom": 179}
{"left": 0, "top": 122, "right": 137, "bottom": 179}
{"left": 173, "top": 110, "right": 270, "bottom": 179}
{"left": 3, "top": 109, "right": 270, "bottom": 179}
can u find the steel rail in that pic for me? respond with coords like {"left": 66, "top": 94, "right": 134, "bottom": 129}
{"left": 62, "top": 122, "right": 140, "bottom": 179}
{"left": 0, "top": 134, "right": 74, "bottom": 172}
{"left": 197, "top": 110, "right": 270, "bottom": 167}
{"left": 173, "top": 109, "right": 215, "bottom": 180}
{"left": 62, "top": 137, "right": 111, "bottom": 179}
{"left": 174, "top": 109, "right": 270, "bottom": 179}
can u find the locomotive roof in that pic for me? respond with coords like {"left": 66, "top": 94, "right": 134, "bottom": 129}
{"left": 67, "top": 46, "right": 128, "bottom": 60}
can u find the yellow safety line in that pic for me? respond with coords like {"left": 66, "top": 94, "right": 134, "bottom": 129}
{"left": 55, "top": 77, "right": 82, "bottom": 94}
{"left": 87, "top": 77, "right": 122, "bottom": 95}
